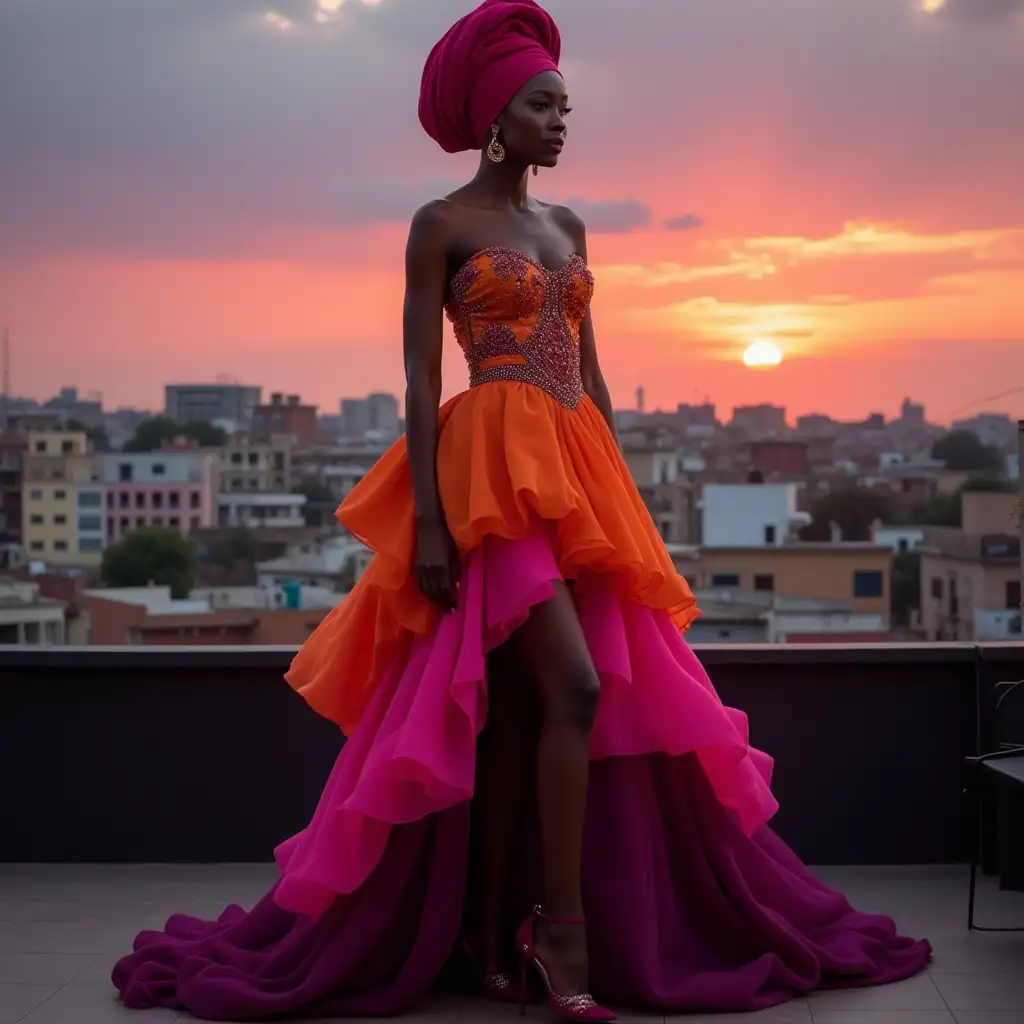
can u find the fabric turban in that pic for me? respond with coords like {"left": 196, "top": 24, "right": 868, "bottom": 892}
{"left": 419, "top": 0, "right": 562, "bottom": 154}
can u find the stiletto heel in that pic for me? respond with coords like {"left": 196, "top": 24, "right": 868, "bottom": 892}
{"left": 516, "top": 905, "right": 616, "bottom": 1022}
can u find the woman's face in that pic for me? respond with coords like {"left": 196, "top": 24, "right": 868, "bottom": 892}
{"left": 497, "top": 70, "right": 570, "bottom": 169}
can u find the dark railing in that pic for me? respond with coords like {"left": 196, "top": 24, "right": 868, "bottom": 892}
{"left": 3, "top": 643, "right": 1022, "bottom": 866}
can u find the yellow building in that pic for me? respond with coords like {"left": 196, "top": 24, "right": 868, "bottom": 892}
{"left": 22, "top": 431, "right": 106, "bottom": 567}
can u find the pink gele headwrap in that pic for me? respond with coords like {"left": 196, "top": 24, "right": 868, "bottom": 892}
{"left": 418, "top": 0, "right": 562, "bottom": 154}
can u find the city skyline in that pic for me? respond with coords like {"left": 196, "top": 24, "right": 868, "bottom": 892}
{"left": 1, "top": 0, "right": 1023, "bottom": 421}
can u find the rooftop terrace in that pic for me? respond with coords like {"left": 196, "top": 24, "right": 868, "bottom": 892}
{"left": 3, "top": 643, "right": 1024, "bottom": 1022}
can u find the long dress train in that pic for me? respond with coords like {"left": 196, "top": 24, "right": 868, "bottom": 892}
{"left": 112, "top": 248, "right": 930, "bottom": 1018}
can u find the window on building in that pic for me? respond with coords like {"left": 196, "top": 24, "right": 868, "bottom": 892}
{"left": 78, "top": 515, "right": 101, "bottom": 531}
{"left": 754, "top": 574, "right": 775, "bottom": 592}
{"left": 30, "top": 514, "right": 43, "bottom": 525}
{"left": 135, "top": 491, "right": 146, "bottom": 509}
{"left": 853, "top": 570, "right": 884, "bottom": 599}
{"left": 29, "top": 489, "right": 43, "bottom": 501}
{"left": 119, "top": 492, "right": 130, "bottom": 509}
{"left": 169, "top": 516, "right": 180, "bottom": 528}
{"left": 189, "top": 492, "right": 200, "bottom": 509}
{"left": 78, "top": 491, "right": 102, "bottom": 507}
{"left": 23, "top": 622, "right": 41, "bottom": 644}
{"left": 711, "top": 573, "right": 741, "bottom": 588}
{"left": 169, "top": 492, "right": 180, "bottom": 509}
{"left": 34, "top": 440, "right": 46, "bottom": 453}
{"left": 931, "top": 577, "right": 944, "bottom": 600}
{"left": 54, "top": 514, "right": 67, "bottom": 525}
{"left": 119, "top": 463, "right": 133, "bottom": 482}
{"left": 152, "top": 463, "right": 166, "bottom": 476}
{"left": 898, "top": 538, "right": 909, "bottom": 553}
{"left": 79, "top": 537, "right": 103, "bottom": 553}
{"left": 152, "top": 492, "right": 164, "bottom": 509}
{"left": 119, "top": 517, "right": 130, "bottom": 532}
{"left": 136, "top": 517, "right": 146, "bottom": 528}
{"left": 54, "top": 489, "right": 66, "bottom": 501}
{"left": 0, "top": 623, "right": 19, "bottom": 644}
{"left": 1007, "top": 580, "right": 1022, "bottom": 610}
{"left": 248, "top": 452, "right": 259, "bottom": 466}
{"left": 763, "top": 525, "right": 777, "bottom": 545}
{"left": 54, "top": 540, "right": 68, "bottom": 552}
{"left": 231, "top": 452, "right": 243, "bottom": 465}
{"left": 61, "top": 440, "right": 74, "bottom": 454}
{"left": 30, "top": 540, "right": 44, "bottom": 552}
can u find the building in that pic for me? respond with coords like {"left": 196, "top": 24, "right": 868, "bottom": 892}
{"left": 216, "top": 492, "right": 306, "bottom": 529}
{"left": 42, "top": 386, "right": 104, "bottom": 429}
{"left": 339, "top": 393, "right": 401, "bottom": 439}
{"left": 951, "top": 412, "right": 1017, "bottom": 452}
{"left": 101, "top": 450, "right": 217, "bottom": 543}
{"left": 919, "top": 491, "right": 1021, "bottom": 641}
{"left": 251, "top": 393, "right": 318, "bottom": 449}
{"left": 0, "top": 433, "right": 26, "bottom": 543}
{"left": 218, "top": 435, "right": 294, "bottom": 493}
{"left": 699, "top": 483, "right": 811, "bottom": 548}
{"left": 165, "top": 384, "right": 262, "bottom": 432}
{"left": 685, "top": 542, "right": 892, "bottom": 620}
{"left": 256, "top": 536, "right": 372, "bottom": 592}
{"left": 0, "top": 577, "right": 66, "bottom": 644}
{"left": 871, "top": 523, "right": 926, "bottom": 554}
{"left": 621, "top": 438, "right": 694, "bottom": 544}
{"left": 21, "top": 431, "right": 105, "bottom": 567}
{"left": 729, "top": 404, "right": 788, "bottom": 437}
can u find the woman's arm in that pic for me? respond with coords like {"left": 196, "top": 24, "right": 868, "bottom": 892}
{"left": 559, "top": 209, "right": 619, "bottom": 445}
{"left": 403, "top": 200, "right": 460, "bottom": 610}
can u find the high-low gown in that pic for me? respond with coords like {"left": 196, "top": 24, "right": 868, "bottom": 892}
{"left": 112, "top": 247, "right": 931, "bottom": 1019}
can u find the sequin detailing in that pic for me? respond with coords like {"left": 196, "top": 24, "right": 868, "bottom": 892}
{"left": 445, "top": 247, "right": 595, "bottom": 410}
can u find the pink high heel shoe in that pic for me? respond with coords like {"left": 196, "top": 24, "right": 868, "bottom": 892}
{"left": 516, "top": 906, "right": 616, "bottom": 1022}
{"left": 460, "top": 937, "right": 532, "bottom": 1005}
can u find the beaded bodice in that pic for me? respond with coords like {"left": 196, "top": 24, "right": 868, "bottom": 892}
{"left": 444, "top": 247, "right": 595, "bottom": 410}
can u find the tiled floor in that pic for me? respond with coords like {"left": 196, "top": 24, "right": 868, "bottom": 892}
{"left": 1, "top": 864, "right": 1022, "bottom": 1023}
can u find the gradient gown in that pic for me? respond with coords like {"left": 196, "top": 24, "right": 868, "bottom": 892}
{"left": 112, "top": 247, "right": 931, "bottom": 1019}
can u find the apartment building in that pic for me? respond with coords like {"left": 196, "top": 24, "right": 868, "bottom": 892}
{"left": 102, "top": 450, "right": 217, "bottom": 543}
{"left": 699, "top": 482, "right": 812, "bottom": 548}
{"left": 219, "top": 435, "right": 294, "bottom": 493}
{"left": 0, "top": 578, "right": 66, "bottom": 645}
{"left": 251, "top": 394, "right": 317, "bottom": 448}
{"left": 621, "top": 437, "right": 694, "bottom": 544}
{"left": 165, "top": 384, "right": 261, "bottom": 432}
{"left": 21, "top": 431, "right": 105, "bottom": 566}
{"left": 919, "top": 491, "right": 1021, "bottom": 641}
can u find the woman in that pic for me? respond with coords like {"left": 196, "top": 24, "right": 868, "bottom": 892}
{"left": 112, "top": 2, "right": 931, "bottom": 1019}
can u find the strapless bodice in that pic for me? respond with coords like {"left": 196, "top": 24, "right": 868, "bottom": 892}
{"left": 444, "top": 247, "right": 595, "bottom": 409}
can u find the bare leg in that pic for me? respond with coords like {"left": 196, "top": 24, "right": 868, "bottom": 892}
{"left": 511, "top": 581, "right": 599, "bottom": 998}
{"left": 472, "top": 642, "right": 534, "bottom": 976}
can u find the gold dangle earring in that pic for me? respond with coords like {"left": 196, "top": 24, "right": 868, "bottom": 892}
{"left": 486, "top": 124, "right": 505, "bottom": 163}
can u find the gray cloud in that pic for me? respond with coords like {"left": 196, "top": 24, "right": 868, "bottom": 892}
{"left": 929, "top": 0, "right": 1024, "bottom": 23}
{"left": 665, "top": 213, "right": 705, "bottom": 232}
{"left": 560, "top": 198, "right": 652, "bottom": 234}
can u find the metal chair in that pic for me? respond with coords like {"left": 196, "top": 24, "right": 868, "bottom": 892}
{"left": 965, "top": 677, "right": 1024, "bottom": 931}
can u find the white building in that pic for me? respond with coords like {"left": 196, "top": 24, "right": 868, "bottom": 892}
{"left": 871, "top": 522, "right": 926, "bottom": 554}
{"left": 257, "top": 537, "right": 372, "bottom": 592}
{"left": 0, "top": 578, "right": 66, "bottom": 645}
{"left": 216, "top": 492, "right": 306, "bottom": 529}
{"left": 165, "top": 384, "right": 262, "bottom": 431}
{"left": 699, "top": 483, "right": 811, "bottom": 548}
{"left": 192, "top": 583, "right": 339, "bottom": 612}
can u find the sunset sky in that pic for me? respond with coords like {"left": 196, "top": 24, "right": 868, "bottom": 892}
{"left": 1, "top": 0, "right": 1022, "bottom": 423}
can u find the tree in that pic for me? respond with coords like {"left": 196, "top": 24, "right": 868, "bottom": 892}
{"left": 910, "top": 474, "right": 1016, "bottom": 528}
{"left": 890, "top": 551, "right": 921, "bottom": 628}
{"left": 800, "top": 487, "right": 898, "bottom": 542}
{"left": 65, "top": 418, "right": 111, "bottom": 452}
{"left": 931, "top": 431, "right": 1003, "bottom": 473}
{"left": 101, "top": 528, "right": 198, "bottom": 598}
{"left": 124, "top": 416, "right": 227, "bottom": 452}
{"left": 292, "top": 476, "right": 337, "bottom": 527}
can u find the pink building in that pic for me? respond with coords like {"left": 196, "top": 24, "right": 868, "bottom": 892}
{"left": 102, "top": 450, "right": 217, "bottom": 543}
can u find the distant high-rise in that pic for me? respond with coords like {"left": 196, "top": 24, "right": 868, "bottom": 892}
{"left": 340, "top": 393, "right": 400, "bottom": 438}
{"left": 165, "top": 384, "right": 262, "bottom": 431}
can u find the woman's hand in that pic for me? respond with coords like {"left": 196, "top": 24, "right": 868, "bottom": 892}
{"left": 415, "top": 515, "right": 461, "bottom": 613}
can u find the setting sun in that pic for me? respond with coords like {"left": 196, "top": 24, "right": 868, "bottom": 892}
{"left": 742, "top": 341, "right": 783, "bottom": 368}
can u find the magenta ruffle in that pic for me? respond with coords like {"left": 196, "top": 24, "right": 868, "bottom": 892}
{"left": 273, "top": 521, "right": 777, "bottom": 918}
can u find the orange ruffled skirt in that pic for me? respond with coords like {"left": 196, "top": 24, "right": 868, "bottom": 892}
{"left": 287, "top": 382, "right": 700, "bottom": 735}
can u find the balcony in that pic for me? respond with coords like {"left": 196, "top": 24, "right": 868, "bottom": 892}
{"left": 3, "top": 643, "right": 1024, "bottom": 1022}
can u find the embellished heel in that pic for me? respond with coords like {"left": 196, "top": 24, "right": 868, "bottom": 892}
{"left": 515, "top": 905, "right": 616, "bottom": 1022}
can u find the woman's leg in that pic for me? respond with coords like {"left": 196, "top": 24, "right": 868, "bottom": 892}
{"left": 471, "top": 641, "right": 535, "bottom": 975}
{"left": 511, "top": 581, "right": 599, "bottom": 998}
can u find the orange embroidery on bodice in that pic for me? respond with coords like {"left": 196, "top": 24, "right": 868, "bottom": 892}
{"left": 444, "top": 247, "right": 595, "bottom": 410}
